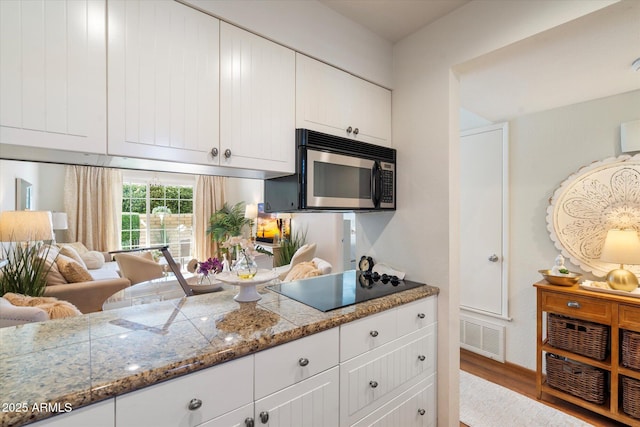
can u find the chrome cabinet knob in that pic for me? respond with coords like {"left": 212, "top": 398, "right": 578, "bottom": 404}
{"left": 210, "top": 147, "right": 219, "bottom": 157}
{"left": 417, "top": 313, "right": 426, "bottom": 319}
{"left": 488, "top": 254, "right": 499, "bottom": 262}
{"left": 298, "top": 357, "right": 309, "bottom": 367}
{"left": 369, "top": 380, "right": 378, "bottom": 388}
{"left": 567, "top": 301, "right": 581, "bottom": 308}
{"left": 259, "top": 411, "right": 269, "bottom": 424}
{"left": 188, "top": 398, "right": 202, "bottom": 411}
{"left": 245, "top": 418, "right": 255, "bottom": 427}
{"left": 418, "top": 408, "right": 426, "bottom": 416}
{"left": 224, "top": 148, "right": 232, "bottom": 158}
{"left": 346, "top": 126, "right": 353, "bottom": 134}
{"left": 353, "top": 127, "right": 359, "bottom": 135}
{"left": 418, "top": 355, "right": 426, "bottom": 361}
{"left": 369, "top": 330, "right": 379, "bottom": 337}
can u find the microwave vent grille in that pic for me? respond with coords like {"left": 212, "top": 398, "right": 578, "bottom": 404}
{"left": 298, "top": 129, "right": 395, "bottom": 162}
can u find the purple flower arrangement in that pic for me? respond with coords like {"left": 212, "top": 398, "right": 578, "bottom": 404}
{"left": 197, "top": 257, "right": 222, "bottom": 277}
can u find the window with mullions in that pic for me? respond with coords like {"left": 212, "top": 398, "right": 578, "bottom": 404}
{"left": 121, "top": 181, "right": 194, "bottom": 265}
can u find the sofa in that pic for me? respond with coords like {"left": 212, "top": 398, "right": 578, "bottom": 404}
{"left": 41, "top": 242, "right": 131, "bottom": 314}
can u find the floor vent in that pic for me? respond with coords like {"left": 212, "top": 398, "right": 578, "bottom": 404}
{"left": 460, "top": 314, "right": 505, "bottom": 362}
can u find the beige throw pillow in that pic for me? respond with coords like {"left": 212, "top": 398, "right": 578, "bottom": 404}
{"left": 38, "top": 245, "right": 67, "bottom": 286}
{"left": 59, "top": 245, "right": 87, "bottom": 269}
{"left": 56, "top": 255, "right": 93, "bottom": 283}
{"left": 81, "top": 251, "right": 105, "bottom": 270}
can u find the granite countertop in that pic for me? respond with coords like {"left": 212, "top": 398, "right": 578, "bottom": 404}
{"left": 0, "top": 278, "right": 439, "bottom": 427}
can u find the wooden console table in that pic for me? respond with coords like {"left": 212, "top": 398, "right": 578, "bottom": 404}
{"left": 535, "top": 281, "right": 640, "bottom": 425}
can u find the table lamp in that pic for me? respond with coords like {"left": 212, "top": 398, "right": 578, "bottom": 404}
{"left": 0, "top": 210, "right": 54, "bottom": 242}
{"left": 244, "top": 204, "right": 258, "bottom": 242}
{"left": 600, "top": 229, "right": 640, "bottom": 291}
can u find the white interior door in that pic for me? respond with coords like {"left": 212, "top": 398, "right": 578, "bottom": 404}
{"left": 459, "top": 123, "right": 508, "bottom": 317}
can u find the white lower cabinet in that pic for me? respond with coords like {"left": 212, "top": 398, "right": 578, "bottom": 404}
{"left": 254, "top": 367, "right": 339, "bottom": 427}
{"left": 115, "top": 356, "right": 253, "bottom": 427}
{"left": 30, "top": 399, "right": 114, "bottom": 427}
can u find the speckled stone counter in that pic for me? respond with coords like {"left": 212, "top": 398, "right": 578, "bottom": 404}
{"left": 0, "top": 279, "right": 439, "bottom": 427}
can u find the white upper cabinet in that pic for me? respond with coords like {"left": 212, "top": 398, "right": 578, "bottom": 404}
{"left": 296, "top": 53, "right": 392, "bottom": 147}
{"left": 220, "top": 22, "right": 296, "bottom": 174}
{"left": 107, "top": 0, "right": 220, "bottom": 164}
{"left": 0, "top": 0, "right": 107, "bottom": 153}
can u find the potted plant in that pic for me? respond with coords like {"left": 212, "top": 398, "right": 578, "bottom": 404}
{"left": 276, "top": 229, "right": 308, "bottom": 267}
{"left": 207, "top": 202, "right": 252, "bottom": 258}
{"left": 0, "top": 241, "right": 55, "bottom": 297}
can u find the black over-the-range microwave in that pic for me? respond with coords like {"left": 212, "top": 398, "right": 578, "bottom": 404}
{"left": 264, "top": 129, "right": 396, "bottom": 212}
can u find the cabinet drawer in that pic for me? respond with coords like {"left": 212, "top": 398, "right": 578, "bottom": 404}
{"left": 116, "top": 357, "right": 252, "bottom": 427}
{"left": 541, "top": 291, "right": 611, "bottom": 324}
{"left": 340, "top": 327, "right": 435, "bottom": 426}
{"left": 620, "top": 304, "right": 640, "bottom": 331}
{"left": 255, "top": 328, "right": 339, "bottom": 399}
{"left": 340, "top": 308, "right": 397, "bottom": 361}
{"left": 397, "top": 297, "right": 437, "bottom": 337}
{"left": 350, "top": 374, "right": 436, "bottom": 427}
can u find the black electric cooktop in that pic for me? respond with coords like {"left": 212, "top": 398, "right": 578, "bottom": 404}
{"left": 267, "top": 270, "right": 426, "bottom": 312}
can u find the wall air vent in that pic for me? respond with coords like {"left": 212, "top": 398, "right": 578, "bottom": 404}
{"left": 460, "top": 314, "right": 505, "bottom": 362}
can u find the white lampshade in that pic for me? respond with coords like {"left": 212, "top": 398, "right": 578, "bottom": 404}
{"left": 51, "top": 212, "right": 68, "bottom": 230}
{"left": 0, "top": 210, "right": 54, "bottom": 242}
{"left": 244, "top": 204, "right": 258, "bottom": 220}
{"left": 600, "top": 229, "right": 640, "bottom": 265}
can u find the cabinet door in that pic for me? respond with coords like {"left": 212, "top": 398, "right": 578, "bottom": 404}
{"left": 254, "top": 367, "right": 339, "bottom": 427}
{"left": 0, "top": 0, "right": 106, "bottom": 153}
{"left": 116, "top": 357, "right": 253, "bottom": 427}
{"left": 31, "top": 399, "right": 114, "bottom": 427}
{"left": 351, "top": 375, "right": 436, "bottom": 427}
{"left": 108, "top": 0, "right": 219, "bottom": 164}
{"left": 295, "top": 54, "right": 391, "bottom": 147}
{"left": 220, "top": 23, "right": 295, "bottom": 174}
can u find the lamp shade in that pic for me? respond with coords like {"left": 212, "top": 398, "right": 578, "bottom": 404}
{"left": 600, "top": 229, "right": 640, "bottom": 265}
{"left": 244, "top": 204, "right": 258, "bottom": 220}
{"left": 51, "top": 212, "right": 68, "bottom": 230}
{"left": 0, "top": 210, "right": 54, "bottom": 242}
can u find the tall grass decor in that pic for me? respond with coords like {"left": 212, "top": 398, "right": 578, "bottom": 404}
{"left": 0, "top": 241, "right": 55, "bottom": 297}
{"left": 277, "top": 229, "right": 308, "bottom": 267}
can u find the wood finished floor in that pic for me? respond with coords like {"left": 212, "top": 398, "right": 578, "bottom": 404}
{"left": 459, "top": 349, "right": 628, "bottom": 427}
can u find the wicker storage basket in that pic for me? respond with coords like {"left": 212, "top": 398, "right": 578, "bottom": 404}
{"left": 547, "top": 313, "right": 609, "bottom": 360}
{"left": 622, "top": 376, "right": 640, "bottom": 419}
{"left": 622, "top": 330, "right": 640, "bottom": 370}
{"left": 545, "top": 353, "right": 606, "bottom": 404}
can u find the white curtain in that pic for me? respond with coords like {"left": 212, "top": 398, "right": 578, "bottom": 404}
{"left": 63, "top": 166, "right": 122, "bottom": 252}
{"left": 194, "top": 175, "right": 226, "bottom": 260}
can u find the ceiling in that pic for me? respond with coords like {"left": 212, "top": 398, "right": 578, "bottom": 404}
{"left": 319, "top": 0, "right": 640, "bottom": 122}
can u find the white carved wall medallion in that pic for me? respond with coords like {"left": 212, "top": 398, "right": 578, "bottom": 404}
{"left": 546, "top": 153, "right": 640, "bottom": 277}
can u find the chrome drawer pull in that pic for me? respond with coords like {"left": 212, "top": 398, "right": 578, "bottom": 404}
{"left": 418, "top": 355, "right": 426, "bottom": 361}
{"left": 418, "top": 408, "right": 426, "bottom": 416}
{"left": 260, "top": 411, "right": 269, "bottom": 424}
{"left": 245, "top": 418, "right": 255, "bottom": 427}
{"left": 298, "top": 357, "right": 309, "bottom": 367}
{"left": 567, "top": 301, "right": 581, "bottom": 309}
{"left": 188, "top": 398, "right": 202, "bottom": 411}
{"left": 417, "top": 313, "right": 426, "bottom": 319}
{"left": 370, "top": 330, "right": 379, "bottom": 337}
{"left": 369, "top": 380, "right": 378, "bottom": 388}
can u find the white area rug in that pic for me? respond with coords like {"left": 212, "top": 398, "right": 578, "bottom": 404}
{"left": 460, "top": 370, "right": 594, "bottom": 427}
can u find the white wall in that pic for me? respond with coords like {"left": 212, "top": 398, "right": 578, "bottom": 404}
{"left": 382, "top": 2, "right": 616, "bottom": 425}
{"left": 0, "top": 160, "right": 65, "bottom": 212}
{"left": 507, "top": 89, "right": 640, "bottom": 369}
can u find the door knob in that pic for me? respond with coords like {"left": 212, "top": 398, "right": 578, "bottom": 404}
{"left": 488, "top": 254, "right": 499, "bottom": 262}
